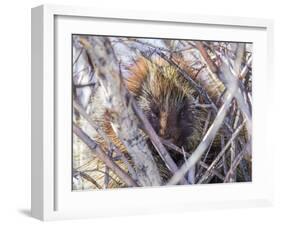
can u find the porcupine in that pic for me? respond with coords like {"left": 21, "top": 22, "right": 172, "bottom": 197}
{"left": 76, "top": 56, "right": 249, "bottom": 189}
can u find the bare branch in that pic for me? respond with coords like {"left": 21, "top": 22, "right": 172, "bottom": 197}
{"left": 224, "top": 141, "right": 251, "bottom": 182}
{"left": 78, "top": 171, "right": 102, "bottom": 189}
{"left": 73, "top": 100, "right": 138, "bottom": 181}
{"left": 197, "top": 119, "right": 246, "bottom": 184}
{"left": 79, "top": 37, "right": 162, "bottom": 186}
{"left": 194, "top": 41, "right": 218, "bottom": 73}
{"left": 233, "top": 43, "right": 245, "bottom": 75}
{"left": 239, "top": 56, "right": 252, "bottom": 80}
{"left": 73, "top": 123, "right": 138, "bottom": 187}
{"left": 161, "top": 139, "right": 224, "bottom": 181}
{"left": 218, "top": 51, "right": 252, "bottom": 137}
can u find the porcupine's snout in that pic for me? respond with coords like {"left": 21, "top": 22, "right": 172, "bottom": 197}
{"left": 156, "top": 108, "right": 194, "bottom": 147}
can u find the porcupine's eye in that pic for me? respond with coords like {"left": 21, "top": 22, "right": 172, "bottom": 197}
{"left": 178, "top": 106, "right": 193, "bottom": 138}
{"left": 151, "top": 105, "right": 160, "bottom": 118}
{"left": 179, "top": 109, "right": 186, "bottom": 120}
{"left": 148, "top": 106, "right": 160, "bottom": 132}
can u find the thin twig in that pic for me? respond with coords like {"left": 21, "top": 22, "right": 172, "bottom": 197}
{"left": 195, "top": 41, "right": 218, "bottom": 73}
{"left": 81, "top": 168, "right": 123, "bottom": 186}
{"left": 224, "top": 141, "right": 251, "bottom": 182}
{"left": 160, "top": 139, "right": 224, "bottom": 181}
{"left": 74, "top": 83, "right": 96, "bottom": 88}
{"left": 73, "top": 47, "right": 84, "bottom": 66}
{"left": 221, "top": 135, "right": 228, "bottom": 175}
{"left": 239, "top": 56, "right": 252, "bottom": 80}
{"left": 197, "top": 119, "right": 246, "bottom": 184}
{"left": 78, "top": 171, "right": 102, "bottom": 189}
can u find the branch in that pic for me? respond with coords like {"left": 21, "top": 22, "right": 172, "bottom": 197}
{"left": 197, "top": 119, "right": 246, "bottom": 184}
{"left": 161, "top": 139, "right": 224, "bottom": 181}
{"left": 73, "top": 100, "right": 138, "bottom": 181}
{"left": 79, "top": 37, "right": 162, "bottom": 186}
{"left": 218, "top": 49, "right": 252, "bottom": 138}
{"left": 78, "top": 171, "right": 102, "bottom": 189}
{"left": 73, "top": 123, "right": 138, "bottom": 187}
{"left": 224, "top": 141, "right": 251, "bottom": 182}
{"left": 233, "top": 43, "right": 245, "bottom": 75}
{"left": 192, "top": 42, "right": 252, "bottom": 139}
{"left": 194, "top": 41, "right": 218, "bottom": 73}
{"left": 239, "top": 56, "right": 252, "bottom": 80}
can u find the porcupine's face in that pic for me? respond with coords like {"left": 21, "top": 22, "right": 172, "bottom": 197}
{"left": 146, "top": 94, "right": 194, "bottom": 147}
{"left": 127, "top": 59, "right": 198, "bottom": 149}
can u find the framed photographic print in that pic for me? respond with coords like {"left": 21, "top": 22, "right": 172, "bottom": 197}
{"left": 31, "top": 4, "right": 274, "bottom": 221}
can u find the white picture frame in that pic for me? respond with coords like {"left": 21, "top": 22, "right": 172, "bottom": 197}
{"left": 31, "top": 4, "right": 274, "bottom": 221}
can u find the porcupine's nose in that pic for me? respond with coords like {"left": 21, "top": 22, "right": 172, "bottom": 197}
{"left": 159, "top": 110, "right": 181, "bottom": 145}
{"left": 160, "top": 127, "right": 181, "bottom": 145}
{"left": 159, "top": 111, "right": 168, "bottom": 138}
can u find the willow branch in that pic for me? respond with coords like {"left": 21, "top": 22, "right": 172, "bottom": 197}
{"left": 194, "top": 41, "right": 218, "bottom": 73}
{"left": 239, "top": 56, "right": 252, "bottom": 80}
{"left": 73, "top": 123, "right": 138, "bottom": 187}
{"left": 224, "top": 141, "right": 251, "bottom": 182}
{"left": 78, "top": 171, "right": 102, "bottom": 189}
{"left": 161, "top": 139, "right": 224, "bottom": 181}
{"left": 73, "top": 100, "right": 138, "bottom": 181}
{"left": 197, "top": 119, "right": 246, "bottom": 184}
{"left": 79, "top": 37, "right": 162, "bottom": 186}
